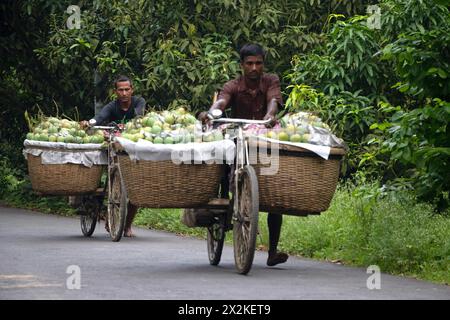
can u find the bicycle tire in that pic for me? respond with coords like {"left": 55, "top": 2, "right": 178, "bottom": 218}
{"left": 107, "top": 165, "right": 127, "bottom": 242}
{"left": 233, "top": 165, "right": 259, "bottom": 275}
{"left": 80, "top": 196, "right": 99, "bottom": 237}
{"left": 207, "top": 216, "right": 226, "bottom": 266}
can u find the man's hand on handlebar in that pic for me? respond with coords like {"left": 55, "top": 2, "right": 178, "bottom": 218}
{"left": 263, "top": 114, "right": 277, "bottom": 128}
{"left": 80, "top": 119, "right": 99, "bottom": 130}
{"left": 197, "top": 111, "right": 209, "bottom": 124}
{"left": 79, "top": 120, "right": 90, "bottom": 129}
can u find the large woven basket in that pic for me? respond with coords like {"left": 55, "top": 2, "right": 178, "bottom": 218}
{"left": 27, "top": 154, "right": 103, "bottom": 196}
{"left": 118, "top": 155, "right": 224, "bottom": 208}
{"left": 251, "top": 140, "right": 345, "bottom": 216}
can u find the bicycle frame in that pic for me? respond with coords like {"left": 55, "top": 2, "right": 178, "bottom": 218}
{"left": 211, "top": 118, "right": 270, "bottom": 214}
{"left": 234, "top": 125, "right": 247, "bottom": 214}
{"left": 91, "top": 125, "right": 120, "bottom": 199}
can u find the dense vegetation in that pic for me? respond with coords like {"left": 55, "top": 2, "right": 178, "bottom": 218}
{"left": 1, "top": 0, "right": 448, "bottom": 283}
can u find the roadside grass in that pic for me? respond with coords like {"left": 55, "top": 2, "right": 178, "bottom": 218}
{"left": 134, "top": 208, "right": 206, "bottom": 239}
{"left": 1, "top": 180, "right": 76, "bottom": 216}
{"left": 268, "top": 186, "right": 450, "bottom": 284}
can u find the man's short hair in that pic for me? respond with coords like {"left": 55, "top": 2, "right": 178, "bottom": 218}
{"left": 114, "top": 75, "right": 132, "bottom": 88}
{"left": 240, "top": 43, "right": 266, "bottom": 62}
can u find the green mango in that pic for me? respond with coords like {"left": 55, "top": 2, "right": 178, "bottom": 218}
{"left": 164, "top": 136, "right": 174, "bottom": 144}
{"left": 64, "top": 136, "right": 74, "bottom": 143}
{"left": 49, "top": 135, "right": 58, "bottom": 142}
{"left": 153, "top": 136, "right": 163, "bottom": 144}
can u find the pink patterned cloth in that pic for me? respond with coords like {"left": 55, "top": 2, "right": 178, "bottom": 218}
{"left": 242, "top": 121, "right": 281, "bottom": 135}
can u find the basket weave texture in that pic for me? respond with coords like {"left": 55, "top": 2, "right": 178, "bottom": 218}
{"left": 118, "top": 155, "right": 224, "bottom": 208}
{"left": 253, "top": 143, "right": 345, "bottom": 216}
{"left": 27, "top": 154, "right": 103, "bottom": 195}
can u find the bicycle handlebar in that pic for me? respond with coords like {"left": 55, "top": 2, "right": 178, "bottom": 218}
{"left": 211, "top": 118, "right": 271, "bottom": 125}
{"left": 206, "top": 108, "right": 271, "bottom": 126}
{"left": 92, "top": 125, "right": 116, "bottom": 130}
{"left": 91, "top": 121, "right": 122, "bottom": 131}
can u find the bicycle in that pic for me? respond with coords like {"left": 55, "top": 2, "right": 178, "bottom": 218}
{"left": 206, "top": 110, "right": 270, "bottom": 274}
{"left": 79, "top": 122, "right": 128, "bottom": 242}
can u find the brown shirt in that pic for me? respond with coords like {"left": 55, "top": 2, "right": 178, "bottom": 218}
{"left": 217, "top": 73, "right": 283, "bottom": 120}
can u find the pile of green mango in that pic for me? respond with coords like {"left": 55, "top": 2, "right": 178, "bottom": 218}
{"left": 260, "top": 112, "right": 331, "bottom": 143}
{"left": 121, "top": 107, "right": 223, "bottom": 144}
{"left": 26, "top": 117, "right": 104, "bottom": 144}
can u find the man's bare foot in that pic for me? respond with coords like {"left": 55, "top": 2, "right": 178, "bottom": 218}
{"left": 123, "top": 228, "right": 135, "bottom": 237}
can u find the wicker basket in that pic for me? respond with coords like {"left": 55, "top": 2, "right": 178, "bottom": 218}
{"left": 27, "top": 154, "right": 103, "bottom": 196}
{"left": 251, "top": 140, "right": 345, "bottom": 216}
{"left": 118, "top": 155, "right": 224, "bottom": 208}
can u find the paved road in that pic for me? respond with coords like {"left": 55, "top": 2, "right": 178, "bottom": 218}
{"left": 0, "top": 206, "right": 448, "bottom": 300}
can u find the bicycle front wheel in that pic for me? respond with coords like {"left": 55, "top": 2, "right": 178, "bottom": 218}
{"left": 107, "top": 165, "right": 127, "bottom": 242}
{"left": 233, "top": 165, "right": 259, "bottom": 275}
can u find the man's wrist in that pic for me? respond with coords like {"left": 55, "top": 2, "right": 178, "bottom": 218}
{"left": 197, "top": 111, "right": 208, "bottom": 121}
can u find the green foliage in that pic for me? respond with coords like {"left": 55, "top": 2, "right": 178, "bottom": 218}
{"left": 380, "top": 0, "right": 450, "bottom": 38}
{"left": 284, "top": 0, "right": 450, "bottom": 207}
{"left": 0, "top": 157, "right": 21, "bottom": 197}
{"left": 287, "top": 15, "right": 384, "bottom": 98}
{"left": 375, "top": 99, "right": 450, "bottom": 210}
{"left": 0, "top": 173, "right": 76, "bottom": 216}
{"left": 381, "top": 27, "right": 450, "bottom": 99}
{"left": 0, "top": 0, "right": 373, "bottom": 184}
{"left": 142, "top": 34, "right": 240, "bottom": 107}
{"left": 1, "top": 0, "right": 374, "bottom": 114}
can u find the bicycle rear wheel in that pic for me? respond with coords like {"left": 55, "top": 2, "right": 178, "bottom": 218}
{"left": 207, "top": 214, "right": 226, "bottom": 266}
{"left": 80, "top": 196, "right": 100, "bottom": 237}
{"left": 233, "top": 165, "right": 259, "bottom": 275}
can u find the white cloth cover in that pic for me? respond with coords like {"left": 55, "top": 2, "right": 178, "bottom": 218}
{"left": 23, "top": 140, "right": 107, "bottom": 167}
{"left": 115, "top": 137, "right": 236, "bottom": 164}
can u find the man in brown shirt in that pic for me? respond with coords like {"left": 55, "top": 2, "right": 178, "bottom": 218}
{"left": 199, "top": 43, "right": 288, "bottom": 267}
